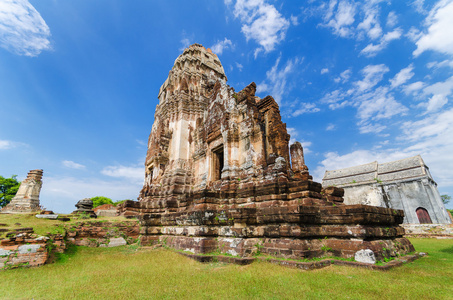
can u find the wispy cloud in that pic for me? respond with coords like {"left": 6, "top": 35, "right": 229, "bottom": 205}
{"left": 179, "top": 33, "right": 192, "bottom": 51}
{"left": 62, "top": 160, "right": 86, "bottom": 170}
{"left": 334, "top": 69, "right": 352, "bottom": 83}
{"left": 291, "top": 103, "right": 320, "bottom": 117}
{"left": 101, "top": 164, "right": 144, "bottom": 183}
{"left": 0, "top": 139, "right": 27, "bottom": 149}
{"left": 322, "top": 64, "right": 407, "bottom": 134}
{"left": 322, "top": 0, "right": 356, "bottom": 38}
{"left": 226, "top": 0, "right": 290, "bottom": 57}
{"left": 414, "top": 0, "right": 453, "bottom": 56}
{"left": 390, "top": 64, "right": 414, "bottom": 88}
{"left": 354, "top": 64, "right": 389, "bottom": 92}
{"left": 0, "top": 0, "right": 52, "bottom": 56}
{"left": 357, "top": 9, "right": 382, "bottom": 40}
{"left": 326, "top": 123, "right": 336, "bottom": 131}
{"left": 0, "top": 139, "right": 13, "bottom": 150}
{"left": 360, "top": 28, "right": 402, "bottom": 57}
{"left": 210, "top": 38, "right": 234, "bottom": 55}
{"left": 420, "top": 75, "right": 453, "bottom": 113}
{"left": 256, "top": 56, "right": 301, "bottom": 104}
{"left": 386, "top": 11, "right": 398, "bottom": 27}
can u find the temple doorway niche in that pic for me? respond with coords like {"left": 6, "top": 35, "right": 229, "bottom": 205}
{"left": 211, "top": 145, "right": 224, "bottom": 181}
{"left": 148, "top": 167, "right": 154, "bottom": 183}
{"left": 416, "top": 207, "right": 432, "bottom": 224}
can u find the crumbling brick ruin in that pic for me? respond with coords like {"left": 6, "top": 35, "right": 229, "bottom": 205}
{"left": 1, "top": 170, "right": 43, "bottom": 213}
{"left": 120, "top": 44, "right": 415, "bottom": 261}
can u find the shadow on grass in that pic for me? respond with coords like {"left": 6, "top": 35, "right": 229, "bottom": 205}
{"left": 440, "top": 245, "right": 453, "bottom": 254}
{"left": 54, "top": 244, "right": 79, "bottom": 264}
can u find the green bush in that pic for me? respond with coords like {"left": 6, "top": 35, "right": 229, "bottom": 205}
{"left": 91, "top": 196, "right": 113, "bottom": 208}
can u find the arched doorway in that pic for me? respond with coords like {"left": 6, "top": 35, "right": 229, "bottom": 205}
{"left": 416, "top": 207, "right": 432, "bottom": 224}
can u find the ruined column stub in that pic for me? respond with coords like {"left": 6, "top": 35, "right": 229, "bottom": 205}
{"left": 1, "top": 169, "right": 43, "bottom": 213}
{"left": 290, "top": 142, "right": 310, "bottom": 180}
{"left": 72, "top": 198, "right": 97, "bottom": 218}
{"left": 118, "top": 44, "right": 415, "bottom": 263}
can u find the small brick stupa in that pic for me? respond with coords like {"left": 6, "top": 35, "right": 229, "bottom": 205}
{"left": 2, "top": 170, "right": 43, "bottom": 213}
{"left": 120, "top": 44, "right": 414, "bottom": 261}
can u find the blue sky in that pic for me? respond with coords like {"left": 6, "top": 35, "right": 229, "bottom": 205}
{"left": 1, "top": 0, "right": 452, "bottom": 212}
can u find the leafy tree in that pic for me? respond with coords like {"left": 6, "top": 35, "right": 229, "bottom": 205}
{"left": 91, "top": 196, "right": 113, "bottom": 208}
{"left": 0, "top": 175, "right": 21, "bottom": 207}
{"left": 441, "top": 194, "right": 451, "bottom": 205}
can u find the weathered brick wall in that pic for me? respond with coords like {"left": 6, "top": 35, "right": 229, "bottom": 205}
{"left": 65, "top": 221, "right": 140, "bottom": 247}
{"left": 0, "top": 233, "right": 65, "bottom": 270}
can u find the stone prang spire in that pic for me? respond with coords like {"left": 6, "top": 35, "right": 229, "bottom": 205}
{"left": 118, "top": 44, "right": 415, "bottom": 264}
{"left": 2, "top": 170, "right": 43, "bottom": 213}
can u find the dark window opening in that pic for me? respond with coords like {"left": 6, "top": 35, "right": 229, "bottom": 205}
{"left": 212, "top": 146, "right": 224, "bottom": 181}
{"left": 148, "top": 167, "right": 154, "bottom": 182}
{"left": 416, "top": 207, "right": 432, "bottom": 224}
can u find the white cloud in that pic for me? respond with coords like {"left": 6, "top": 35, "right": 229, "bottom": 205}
{"left": 419, "top": 75, "right": 453, "bottom": 112}
{"left": 426, "top": 59, "right": 453, "bottom": 69}
{"left": 291, "top": 103, "right": 320, "bottom": 117}
{"left": 413, "top": 0, "right": 453, "bottom": 56}
{"left": 228, "top": 0, "right": 290, "bottom": 56}
{"left": 360, "top": 28, "right": 402, "bottom": 57}
{"left": 179, "top": 37, "right": 191, "bottom": 51}
{"left": 390, "top": 64, "right": 415, "bottom": 88}
{"left": 62, "top": 160, "right": 86, "bottom": 170}
{"left": 411, "top": 0, "right": 428, "bottom": 14}
{"left": 406, "top": 27, "right": 422, "bottom": 42}
{"left": 401, "top": 108, "right": 453, "bottom": 186}
{"left": 290, "top": 15, "right": 299, "bottom": 26}
{"left": 210, "top": 38, "right": 234, "bottom": 55}
{"left": 0, "top": 139, "right": 12, "bottom": 149}
{"left": 326, "top": 123, "right": 336, "bottom": 131}
{"left": 0, "top": 0, "right": 51, "bottom": 56}
{"left": 423, "top": 75, "right": 453, "bottom": 97}
{"left": 357, "top": 10, "right": 382, "bottom": 40}
{"left": 386, "top": 11, "right": 398, "bottom": 27}
{"left": 357, "top": 122, "right": 387, "bottom": 134}
{"left": 354, "top": 64, "right": 389, "bottom": 92}
{"left": 322, "top": 0, "right": 356, "bottom": 38}
{"left": 322, "top": 64, "right": 407, "bottom": 134}
{"left": 101, "top": 164, "right": 144, "bottom": 183}
{"left": 321, "top": 68, "right": 329, "bottom": 74}
{"left": 256, "top": 56, "right": 301, "bottom": 104}
{"left": 425, "top": 94, "right": 448, "bottom": 112}
{"left": 356, "top": 87, "right": 407, "bottom": 121}
{"left": 334, "top": 69, "right": 352, "bottom": 83}
{"left": 235, "top": 62, "right": 243, "bottom": 71}
{"left": 0, "top": 139, "right": 27, "bottom": 149}
{"left": 403, "top": 81, "right": 426, "bottom": 95}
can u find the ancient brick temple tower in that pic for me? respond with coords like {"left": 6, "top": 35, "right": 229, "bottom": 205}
{"left": 120, "top": 44, "right": 414, "bottom": 261}
{"left": 2, "top": 169, "right": 43, "bottom": 213}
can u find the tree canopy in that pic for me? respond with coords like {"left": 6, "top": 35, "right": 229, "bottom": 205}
{"left": 91, "top": 196, "right": 113, "bottom": 208}
{"left": 0, "top": 175, "right": 21, "bottom": 207}
{"left": 441, "top": 194, "right": 451, "bottom": 205}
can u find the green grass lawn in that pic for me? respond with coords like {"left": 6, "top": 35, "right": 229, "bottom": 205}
{"left": 0, "top": 238, "right": 452, "bottom": 299}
